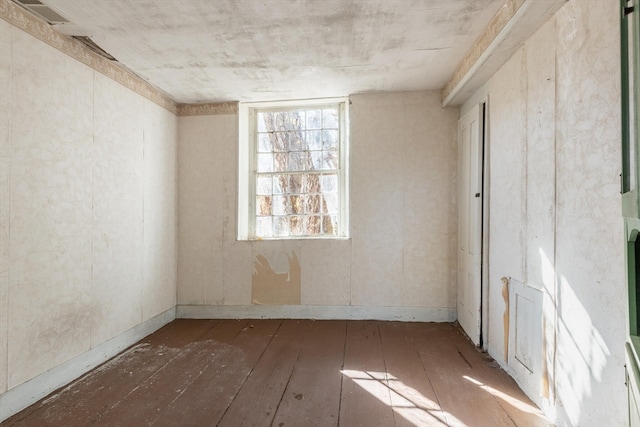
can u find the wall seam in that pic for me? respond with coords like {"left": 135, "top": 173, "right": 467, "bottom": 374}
{"left": 141, "top": 115, "right": 146, "bottom": 323}
{"left": 89, "top": 70, "right": 95, "bottom": 349}
{"left": 4, "top": 19, "right": 13, "bottom": 393}
{"left": 551, "top": 12, "right": 559, "bottom": 409}
{"left": 522, "top": 42, "right": 529, "bottom": 284}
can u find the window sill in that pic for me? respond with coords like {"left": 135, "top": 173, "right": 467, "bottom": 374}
{"left": 239, "top": 236, "right": 351, "bottom": 242}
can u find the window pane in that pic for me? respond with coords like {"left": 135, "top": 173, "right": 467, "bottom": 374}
{"left": 247, "top": 101, "right": 346, "bottom": 240}
{"left": 323, "top": 215, "right": 338, "bottom": 235}
{"left": 274, "top": 216, "right": 289, "bottom": 237}
{"left": 304, "top": 173, "right": 321, "bottom": 193}
{"left": 290, "top": 195, "right": 303, "bottom": 214}
{"left": 322, "top": 150, "right": 338, "bottom": 170}
{"left": 323, "top": 130, "right": 339, "bottom": 150}
{"left": 257, "top": 153, "right": 273, "bottom": 172}
{"left": 289, "top": 151, "right": 309, "bottom": 171}
{"left": 258, "top": 133, "right": 272, "bottom": 153}
{"left": 308, "top": 131, "right": 323, "bottom": 150}
{"left": 322, "top": 193, "right": 338, "bottom": 214}
{"left": 257, "top": 112, "right": 272, "bottom": 133}
{"left": 306, "top": 194, "right": 321, "bottom": 214}
{"left": 290, "top": 216, "right": 304, "bottom": 235}
{"left": 289, "top": 131, "right": 305, "bottom": 151}
{"left": 273, "top": 175, "right": 288, "bottom": 194}
{"left": 323, "top": 108, "right": 338, "bottom": 129}
{"left": 306, "top": 110, "right": 322, "bottom": 129}
{"left": 274, "top": 152, "right": 289, "bottom": 172}
{"left": 310, "top": 151, "right": 323, "bottom": 170}
{"left": 256, "top": 217, "right": 273, "bottom": 237}
{"left": 256, "top": 196, "right": 272, "bottom": 216}
{"left": 273, "top": 132, "right": 289, "bottom": 152}
{"left": 322, "top": 174, "right": 338, "bottom": 193}
{"left": 256, "top": 176, "right": 272, "bottom": 195}
{"left": 272, "top": 195, "right": 289, "bottom": 215}
{"left": 306, "top": 215, "right": 321, "bottom": 234}
{"left": 290, "top": 174, "right": 303, "bottom": 193}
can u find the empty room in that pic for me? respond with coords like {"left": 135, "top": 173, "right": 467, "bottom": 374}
{"left": 0, "top": 0, "right": 635, "bottom": 426}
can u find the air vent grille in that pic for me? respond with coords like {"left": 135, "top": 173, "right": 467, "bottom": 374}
{"left": 13, "top": 0, "right": 70, "bottom": 24}
{"left": 73, "top": 36, "right": 117, "bottom": 61}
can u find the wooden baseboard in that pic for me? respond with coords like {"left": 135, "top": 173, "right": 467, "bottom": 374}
{"left": 0, "top": 307, "right": 176, "bottom": 423}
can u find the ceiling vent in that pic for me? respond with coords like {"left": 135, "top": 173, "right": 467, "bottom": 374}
{"left": 72, "top": 36, "right": 117, "bottom": 61}
{"left": 13, "top": 0, "right": 70, "bottom": 24}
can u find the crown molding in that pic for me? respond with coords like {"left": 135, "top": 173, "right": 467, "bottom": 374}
{"left": 177, "top": 102, "right": 238, "bottom": 117}
{"left": 442, "top": 0, "right": 567, "bottom": 107}
{"left": 0, "top": 0, "right": 178, "bottom": 114}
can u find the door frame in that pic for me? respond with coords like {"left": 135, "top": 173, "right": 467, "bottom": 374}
{"left": 480, "top": 97, "right": 490, "bottom": 350}
{"left": 457, "top": 99, "right": 488, "bottom": 346}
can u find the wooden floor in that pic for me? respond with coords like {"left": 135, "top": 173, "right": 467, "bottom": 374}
{"left": 2, "top": 320, "right": 551, "bottom": 427}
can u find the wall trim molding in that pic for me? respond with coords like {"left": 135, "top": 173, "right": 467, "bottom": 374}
{"left": 177, "top": 304, "right": 456, "bottom": 322}
{"left": 0, "top": 307, "right": 176, "bottom": 423}
{"left": 0, "top": 0, "right": 179, "bottom": 113}
{"left": 442, "top": 0, "right": 525, "bottom": 106}
{"left": 0, "top": 0, "right": 238, "bottom": 117}
{"left": 442, "top": 0, "right": 567, "bottom": 106}
{"left": 177, "top": 102, "right": 239, "bottom": 116}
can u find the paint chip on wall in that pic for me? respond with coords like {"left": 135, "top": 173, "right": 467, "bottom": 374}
{"left": 251, "top": 252, "right": 301, "bottom": 305}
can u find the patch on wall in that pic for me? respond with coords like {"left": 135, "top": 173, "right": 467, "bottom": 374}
{"left": 251, "top": 252, "right": 301, "bottom": 305}
{"left": 507, "top": 277, "right": 543, "bottom": 399}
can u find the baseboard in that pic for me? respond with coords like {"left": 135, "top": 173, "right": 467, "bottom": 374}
{"left": 177, "top": 304, "right": 456, "bottom": 322}
{"left": 0, "top": 307, "right": 176, "bottom": 423}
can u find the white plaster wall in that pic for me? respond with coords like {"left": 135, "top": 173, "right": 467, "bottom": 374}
{"left": 91, "top": 73, "right": 145, "bottom": 345}
{"left": 0, "top": 20, "right": 178, "bottom": 393}
{"left": 475, "top": 1, "right": 625, "bottom": 425}
{"left": 178, "top": 91, "right": 458, "bottom": 314}
{"left": 0, "top": 18, "right": 11, "bottom": 395}
{"left": 553, "top": 1, "right": 624, "bottom": 425}
{"left": 142, "top": 103, "right": 178, "bottom": 320}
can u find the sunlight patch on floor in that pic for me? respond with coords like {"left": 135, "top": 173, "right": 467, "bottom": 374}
{"left": 341, "top": 369, "right": 465, "bottom": 427}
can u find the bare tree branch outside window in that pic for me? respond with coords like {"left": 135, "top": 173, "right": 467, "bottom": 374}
{"left": 255, "top": 106, "right": 341, "bottom": 238}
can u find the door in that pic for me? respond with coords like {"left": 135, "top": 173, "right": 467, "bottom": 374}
{"left": 457, "top": 104, "right": 483, "bottom": 346}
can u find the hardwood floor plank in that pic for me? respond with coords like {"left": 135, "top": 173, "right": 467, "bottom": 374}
{"left": 270, "top": 320, "right": 346, "bottom": 427}
{"left": 378, "top": 322, "right": 448, "bottom": 427}
{"left": 339, "top": 321, "right": 395, "bottom": 427}
{"left": 93, "top": 319, "right": 250, "bottom": 426}
{"left": 150, "top": 319, "right": 283, "bottom": 427}
{"left": 216, "top": 319, "right": 313, "bottom": 427}
{"left": 405, "top": 322, "right": 517, "bottom": 427}
{"left": 1, "top": 320, "right": 551, "bottom": 427}
{"left": 2, "top": 319, "right": 219, "bottom": 427}
{"left": 443, "top": 325, "right": 549, "bottom": 427}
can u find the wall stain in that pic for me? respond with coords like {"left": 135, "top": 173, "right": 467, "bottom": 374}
{"left": 251, "top": 252, "right": 301, "bottom": 305}
{"left": 541, "top": 315, "right": 550, "bottom": 399}
{"left": 501, "top": 276, "right": 509, "bottom": 362}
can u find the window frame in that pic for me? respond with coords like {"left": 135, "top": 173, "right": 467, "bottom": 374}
{"left": 238, "top": 98, "right": 350, "bottom": 240}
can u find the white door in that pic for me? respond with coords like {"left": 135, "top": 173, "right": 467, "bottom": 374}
{"left": 457, "top": 104, "right": 483, "bottom": 345}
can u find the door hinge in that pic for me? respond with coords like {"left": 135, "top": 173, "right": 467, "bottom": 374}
{"left": 625, "top": 0, "right": 635, "bottom": 16}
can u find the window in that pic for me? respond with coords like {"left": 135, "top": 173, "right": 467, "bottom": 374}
{"left": 238, "top": 98, "right": 349, "bottom": 240}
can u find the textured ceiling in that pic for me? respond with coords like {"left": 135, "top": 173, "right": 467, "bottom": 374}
{"left": 42, "top": 0, "right": 505, "bottom": 104}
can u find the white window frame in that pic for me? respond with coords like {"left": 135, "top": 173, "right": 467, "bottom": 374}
{"left": 238, "top": 98, "right": 349, "bottom": 240}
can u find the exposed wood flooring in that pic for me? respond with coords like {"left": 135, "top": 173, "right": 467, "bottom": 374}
{"left": 2, "top": 320, "right": 551, "bottom": 427}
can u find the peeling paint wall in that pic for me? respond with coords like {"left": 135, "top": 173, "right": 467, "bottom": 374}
{"left": 177, "top": 91, "right": 458, "bottom": 316}
{"left": 469, "top": 1, "right": 625, "bottom": 425}
{"left": 0, "top": 18, "right": 177, "bottom": 395}
{"left": 252, "top": 251, "right": 301, "bottom": 305}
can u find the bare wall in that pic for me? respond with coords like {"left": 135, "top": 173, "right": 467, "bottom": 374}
{"left": 470, "top": 0, "right": 625, "bottom": 425}
{"left": 0, "top": 18, "right": 178, "bottom": 395}
{"left": 177, "top": 91, "right": 458, "bottom": 319}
